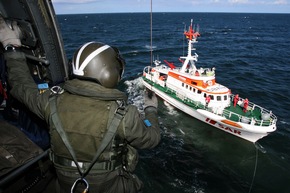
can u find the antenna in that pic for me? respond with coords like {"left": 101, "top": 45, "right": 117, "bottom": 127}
{"left": 183, "top": 23, "right": 186, "bottom": 56}
{"left": 196, "top": 24, "right": 200, "bottom": 34}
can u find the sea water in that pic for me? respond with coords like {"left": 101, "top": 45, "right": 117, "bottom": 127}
{"left": 58, "top": 12, "right": 290, "bottom": 193}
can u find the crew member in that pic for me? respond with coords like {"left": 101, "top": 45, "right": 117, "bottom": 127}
{"left": 205, "top": 95, "right": 211, "bottom": 109}
{"left": 233, "top": 94, "right": 239, "bottom": 107}
{"left": 0, "top": 16, "right": 160, "bottom": 193}
{"left": 243, "top": 98, "right": 249, "bottom": 113}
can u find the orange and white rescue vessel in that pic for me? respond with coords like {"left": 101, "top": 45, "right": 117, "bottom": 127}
{"left": 142, "top": 19, "right": 277, "bottom": 142}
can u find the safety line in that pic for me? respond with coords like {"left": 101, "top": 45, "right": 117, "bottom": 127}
{"left": 248, "top": 143, "right": 259, "bottom": 193}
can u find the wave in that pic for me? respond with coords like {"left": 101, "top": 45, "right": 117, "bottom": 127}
{"left": 124, "top": 77, "right": 145, "bottom": 111}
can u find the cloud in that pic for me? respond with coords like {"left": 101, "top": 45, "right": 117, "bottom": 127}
{"left": 52, "top": 0, "right": 99, "bottom": 3}
{"left": 273, "top": 0, "right": 288, "bottom": 5}
{"left": 228, "top": 0, "right": 249, "bottom": 4}
{"left": 227, "top": 0, "right": 288, "bottom": 5}
{"left": 51, "top": 0, "right": 290, "bottom": 14}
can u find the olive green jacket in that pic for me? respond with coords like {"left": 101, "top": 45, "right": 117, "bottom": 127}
{"left": 5, "top": 51, "right": 160, "bottom": 171}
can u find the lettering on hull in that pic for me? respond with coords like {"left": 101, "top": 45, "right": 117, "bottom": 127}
{"left": 205, "top": 118, "right": 241, "bottom": 135}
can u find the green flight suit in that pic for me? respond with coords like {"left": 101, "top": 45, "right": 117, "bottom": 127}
{"left": 5, "top": 51, "right": 160, "bottom": 193}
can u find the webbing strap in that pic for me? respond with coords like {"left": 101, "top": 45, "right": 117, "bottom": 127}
{"left": 49, "top": 95, "right": 126, "bottom": 178}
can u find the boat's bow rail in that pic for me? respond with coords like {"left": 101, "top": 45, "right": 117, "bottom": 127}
{"left": 220, "top": 95, "right": 277, "bottom": 127}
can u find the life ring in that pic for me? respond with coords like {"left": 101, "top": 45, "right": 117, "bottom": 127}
{"left": 207, "top": 80, "right": 213, "bottom": 86}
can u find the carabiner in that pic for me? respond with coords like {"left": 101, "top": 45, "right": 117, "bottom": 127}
{"left": 71, "top": 178, "right": 89, "bottom": 193}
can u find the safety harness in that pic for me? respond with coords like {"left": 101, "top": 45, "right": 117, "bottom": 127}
{"left": 49, "top": 88, "right": 127, "bottom": 193}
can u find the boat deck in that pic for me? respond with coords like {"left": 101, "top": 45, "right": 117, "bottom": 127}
{"left": 223, "top": 97, "right": 276, "bottom": 127}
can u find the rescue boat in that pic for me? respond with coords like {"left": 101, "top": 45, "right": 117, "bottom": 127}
{"left": 142, "top": 19, "right": 277, "bottom": 142}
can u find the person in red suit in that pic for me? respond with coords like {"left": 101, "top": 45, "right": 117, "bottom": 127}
{"left": 243, "top": 98, "right": 249, "bottom": 113}
{"left": 205, "top": 95, "right": 211, "bottom": 109}
{"left": 233, "top": 94, "right": 239, "bottom": 107}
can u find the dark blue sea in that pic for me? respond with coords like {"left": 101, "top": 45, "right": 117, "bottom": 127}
{"left": 57, "top": 13, "right": 290, "bottom": 193}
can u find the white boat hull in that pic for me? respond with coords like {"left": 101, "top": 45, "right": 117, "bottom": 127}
{"left": 143, "top": 80, "right": 275, "bottom": 142}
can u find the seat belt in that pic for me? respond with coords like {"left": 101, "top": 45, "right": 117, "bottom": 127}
{"left": 49, "top": 94, "right": 127, "bottom": 193}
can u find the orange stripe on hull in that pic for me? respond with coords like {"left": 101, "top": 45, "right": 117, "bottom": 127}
{"left": 221, "top": 120, "right": 242, "bottom": 128}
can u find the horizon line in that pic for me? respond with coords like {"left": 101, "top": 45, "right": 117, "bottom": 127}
{"left": 55, "top": 11, "right": 290, "bottom": 15}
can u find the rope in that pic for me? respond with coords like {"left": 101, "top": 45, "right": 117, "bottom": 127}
{"left": 150, "top": 0, "right": 153, "bottom": 67}
{"left": 248, "top": 143, "right": 259, "bottom": 193}
{"left": 148, "top": 0, "right": 153, "bottom": 93}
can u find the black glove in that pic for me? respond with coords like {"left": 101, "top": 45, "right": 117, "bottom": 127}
{"left": 0, "top": 16, "right": 21, "bottom": 47}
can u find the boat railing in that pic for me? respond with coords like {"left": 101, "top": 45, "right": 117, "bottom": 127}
{"left": 143, "top": 66, "right": 152, "bottom": 74}
{"left": 224, "top": 95, "right": 277, "bottom": 127}
{"left": 196, "top": 67, "right": 215, "bottom": 77}
{"left": 173, "top": 88, "right": 277, "bottom": 127}
{"left": 221, "top": 109, "right": 270, "bottom": 127}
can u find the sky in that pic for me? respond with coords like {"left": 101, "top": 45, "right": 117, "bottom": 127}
{"left": 51, "top": 0, "right": 290, "bottom": 14}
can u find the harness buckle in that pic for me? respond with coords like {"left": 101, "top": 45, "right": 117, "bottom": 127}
{"left": 50, "top": 86, "right": 64, "bottom": 95}
{"left": 115, "top": 100, "right": 127, "bottom": 116}
{"left": 71, "top": 178, "right": 89, "bottom": 193}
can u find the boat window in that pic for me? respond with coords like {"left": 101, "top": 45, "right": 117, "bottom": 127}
{"left": 197, "top": 90, "right": 202, "bottom": 94}
{"left": 190, "top": 87, "right": 192, "bottom": 91}
{"left": 217, "top": 96, "right": 221, "bottom": 101}
{"left": 224, "top": 95, "right": 228, "bottom": 100}
{"left": 182, "top": 83, "right": 184, "bottom": 87}
{"left": 204, "top": 93, "right": 207, "bottom": 98}
{"left": 186, "top": 85, "right": 188, "bottom": 89}
{"left": 193, "top": 88, "right": 196, "bottom": 92}
{"left": 210, "top": 95, "right": 214, "bottom": 100}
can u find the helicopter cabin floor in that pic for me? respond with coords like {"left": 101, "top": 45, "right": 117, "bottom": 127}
{"left": 0, "top": 106, "right": 57, "bottom": 193}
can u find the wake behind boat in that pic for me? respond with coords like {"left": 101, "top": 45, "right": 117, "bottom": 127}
{"left": 142, "top": 19, "right": 277, "bottom": 142}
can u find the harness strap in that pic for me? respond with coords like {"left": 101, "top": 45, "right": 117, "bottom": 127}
{"left": 49, "top": 95, "right": 83, "bottom": 176}
{"left": 49, "top": 95, "right": 127, "bottom": 179}
{"left": 53, "top": 155, "right": 122, "bottom": 171}
{"left": 83, "top": 104, "right": 127, "bottom": 177}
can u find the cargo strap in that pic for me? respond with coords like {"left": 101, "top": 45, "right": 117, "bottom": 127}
{"left": 49, "top": 94, "right": 127, "bottom": 192}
